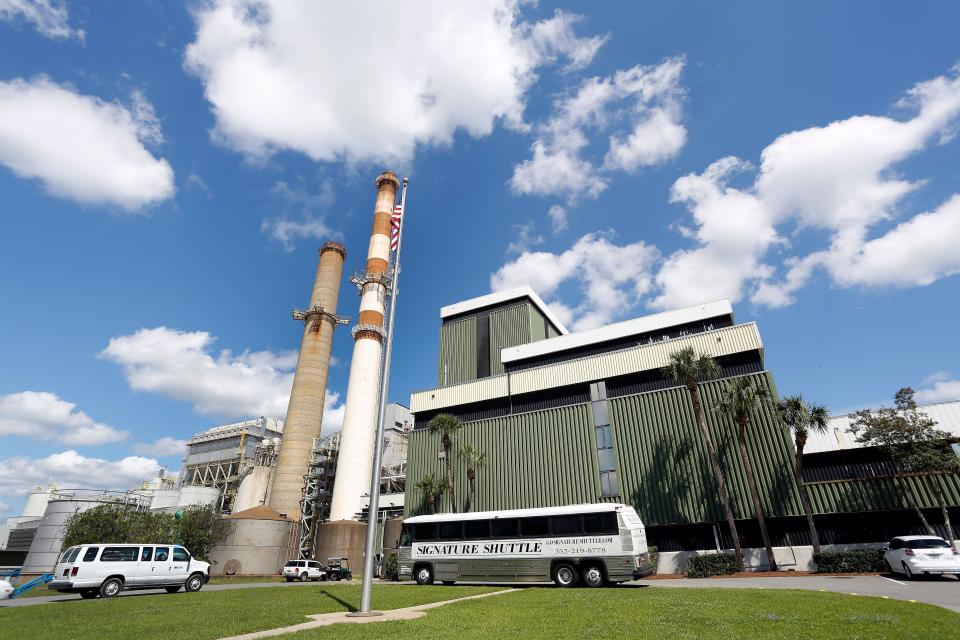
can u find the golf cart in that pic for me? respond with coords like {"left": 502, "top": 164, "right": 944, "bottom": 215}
{"left": 325, "top": 557, "right": 352, "bottom": 581}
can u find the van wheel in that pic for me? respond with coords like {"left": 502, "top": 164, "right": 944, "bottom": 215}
{"left": 581, "top": 565, "right": 605, "bottom": 588}
{"left": 80, "top": 590, "right": 98, "bottom": 599}
{"left": 165, "top": 586, "right": 181, "bottom": 594}
{"left": 99, "top": 577, "right": 123, "bottom": 598}
{"left": 299, "top": 572, "right": 309, "bottom": 582}
{"left": 552, "top": 563, "right": 578, "bottom": 588}
{"left": 415, "top": 565, "right": 434, "bottom": 585}
{"left": 185, "top": 573, "right": 205, "bottom": 592}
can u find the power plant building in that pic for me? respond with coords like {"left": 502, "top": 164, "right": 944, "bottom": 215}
{"left": 405, "top": 289, "right": 960, "bottom": 562}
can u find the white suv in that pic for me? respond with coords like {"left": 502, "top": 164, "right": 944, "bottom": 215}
{"left": 49, "top": 544, "right": 211, "bottom": 599}
{"left": 282, "top": 560, "right": 326, "bottom": 582}
{"left": 883, "top": 535, "right": 960, "bottom": 579}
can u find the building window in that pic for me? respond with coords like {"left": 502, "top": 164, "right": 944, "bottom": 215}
{"left": 591, "top": 387, "right": 620, "bottom": 498}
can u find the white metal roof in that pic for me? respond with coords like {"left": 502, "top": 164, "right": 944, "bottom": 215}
{"left": 500, "top": 299, "right": 733, "bottom": 365}
{"left": 440, "top": 286, "right": 569, "bottom": 335}
{"left": 805, "top": 399, "right": 960, "bottom": 454}
{"left": 404, "top": 502, "right": 631, "bottom": 523}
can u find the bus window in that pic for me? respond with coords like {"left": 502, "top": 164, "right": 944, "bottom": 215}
{"left": 439, "top": 521, "right": 463, "bottom": 540}
{"left": 414, "top": 523, "right": 438, "bottom": 541}
{"left": 520, "top": 517, "right": 549, "bottom": 537}
{"left": 464, "top": 519, "right": 489, "bottom": 539}
{"left": 550, "top": 515, "right": 583, "bottom": 536}
{"left": 583, "top": 512, "right": 618, "bottom": 535}
{"left": 491, "top": 518, "right": 518, "bottom": 538}
{"left": 399, "top": 525, "right": 412, "bottom": 547}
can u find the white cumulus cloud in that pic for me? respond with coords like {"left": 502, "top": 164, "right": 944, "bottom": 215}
{"left": 916, "top": 372, "right": 960, "bottom": 404}
{"left": 509, "top": 57, "right": 686, "bottom": 204}
{"left": 0, "top": 450, "right": 161, "bottom": 499}
{"left": 0, "top": 391, "right": 128, "bottom": 445}
{"left": 101, "top": 326, "right": 344, "bottom": 431}
{"left": 491, "top": 231, "right": 659, "bottom": 331}
{"left": 132, "top": 436, "right": 188, "bottom": 458}
{"left": 656, "top": 65, "right": 960, "bottom": 310}
{"left": 184, "top": 1, "right": 603, "bottom": 165}
{"left": 0, "top": 0, "right": 83, "bottom": 40}
{"left": 0, "top": 77, "right": 174, "bottom": 210}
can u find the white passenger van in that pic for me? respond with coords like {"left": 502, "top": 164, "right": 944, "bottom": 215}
{"left": 398, "top": 503, "right": 654, "bottom": 587}
{"left": 49, "top": 543, "right": 210, "bottom": 599}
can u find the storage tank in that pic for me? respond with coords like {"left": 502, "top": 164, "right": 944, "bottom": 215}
{"left": 20, "top": 493, "right": 117, "bottom": 574}
{"left": 177, "top": 486, "right": 220, "bottom": 508}
{"left": 22, "top": 485, "right": 54, "bottom": 519}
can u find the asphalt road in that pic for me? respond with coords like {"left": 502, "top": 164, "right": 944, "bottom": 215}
{"left": 3, "top": 574, "right": 958, "bottom": 613}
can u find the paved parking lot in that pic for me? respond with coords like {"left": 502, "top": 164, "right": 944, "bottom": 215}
{"left": 634, "top": 574, "right": 960, "bottom": 613}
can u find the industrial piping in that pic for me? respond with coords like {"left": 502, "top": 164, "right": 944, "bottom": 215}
{"left": 328, "top": 171, "right": 399, "bottom": 522}
{"left": 268, "top": 242, "right": 347, "bottom": 520}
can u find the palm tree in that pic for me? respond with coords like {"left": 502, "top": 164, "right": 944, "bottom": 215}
{"left": 427, "top": 413, "right": 463, "bottom": 512}
{"left": 777, "top": 395, "right": 829, "bottom": 553}
{"left": 665, "top": 346, "right": 744, "bottom": 571}
{"left": 458, "top": 444, "right": 487, "bottom": 512}
{"left": 715, "top": 376, "right": 778, "bottom": 571}
{"left": 414, "top": 474, "right": 446, "bottom": 514}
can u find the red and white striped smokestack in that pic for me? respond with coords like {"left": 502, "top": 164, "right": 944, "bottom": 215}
{"left": 328, "top": 171, "right": 399, "bottom": 522}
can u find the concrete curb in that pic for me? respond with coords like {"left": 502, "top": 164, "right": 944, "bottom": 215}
{"left": 217, "top": 588, "right": 519, "bottom": 640}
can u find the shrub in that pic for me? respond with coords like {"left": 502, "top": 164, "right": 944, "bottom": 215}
{"left": 647, "top": 546, "right": 659, "bottom": 573}
{"left": 813, "top": 550, "right": 886, "bottom": 573}
{"left": 685, "top": 552, "right": 739, "bottom": 578}
{"left": 384, "top": 552, "right": 399, "bottom": 581}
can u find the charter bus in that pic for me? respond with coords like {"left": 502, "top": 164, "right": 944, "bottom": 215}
{"left": 397, "top": 503, "right": 654, "bottom": 587}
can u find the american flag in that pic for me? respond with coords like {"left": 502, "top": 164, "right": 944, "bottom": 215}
{"left": 390, "top": 202, "right": 403, "bottom": 251}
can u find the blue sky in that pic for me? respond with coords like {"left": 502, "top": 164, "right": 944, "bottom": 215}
{"left": 1, "top": 1, "right": 959, "bottom": 518}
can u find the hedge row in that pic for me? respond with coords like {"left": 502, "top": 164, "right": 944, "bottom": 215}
{"left": 813, "top": 550, "right": 887, "bottom": 573}
{"left": 684, "top": 552, "right": 739, "bottom": 578}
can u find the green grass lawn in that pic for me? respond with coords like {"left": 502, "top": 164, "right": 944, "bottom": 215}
{"left": 0, "top": 583, "right": 500, "bottom": 640}
{"left": 291, "top": 587, "right": 960, "bottom": 640}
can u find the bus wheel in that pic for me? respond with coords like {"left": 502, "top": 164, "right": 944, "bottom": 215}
{"left": 415, "top": 565, "right": 434, "bottom": 585}
{"left": 581, "top": 565, "right": 605, "bottom": 588}
{"left": 552, "top": 563, "right": 578, "bottom": 588}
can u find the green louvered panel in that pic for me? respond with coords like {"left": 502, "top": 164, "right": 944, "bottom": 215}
{"left": 547, "top": 324, "right": 559, "bottom": 338}
{"left": 405, "top": 404, "right": 598, "bottom": 516}
{"left": 805, "top": 473, "right": 960, "bottom": 514}
{"left": 489, "top": 305, "right": 531, "bottom": 376}
{"left": 528, "top": 305, "right": 547, "bottom": 342}
{"left": 437, "top": 317, "right": 477, "bottom": 386}
{"left": 610, "top": 372, "right": 802, "bottom": 526}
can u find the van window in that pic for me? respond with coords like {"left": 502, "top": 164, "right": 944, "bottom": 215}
{"left": 550, "top": 515, "right": 583, "bottom": 536}
{"left": 308, "top": 561, "right": 320, "bottom": 568}
{"left": 59, "top": 547, "right": 76, "bottom": 563}
{"left": 582, "top": 512, "right": 618, "bottom": 535}
{"left": 464, "top": 520, "right": 489, "bottom": 539}
{"left": 173, "top": 548, "right": 190, "bottom": 562}
{"left": 439, "top": 522, "right": 463, "bottom": 540}
{"left": 155, "top": 547, "right": 170, "bottom": 561}
{"left": 491, "top": 518, "right": 518, "bottom": 538}
{"left": 102, "top": 547, "right": 138, "bottom": 562}
{"left": 66, "top": 547, "right": 82, "bottom": 563}
{"left": 141, "top": 547, "right": 153, "bottom": 561}
{"left": 520, "top": 517, "right": 549, "bottom": 537}
{"left": 83, "top": 547, "right": 100, "bottom": 562}
{"left": 284, "top": 561, "right": 299, "bottom": 567}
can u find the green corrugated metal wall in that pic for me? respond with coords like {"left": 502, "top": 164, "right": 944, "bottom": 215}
{"left": 437, "top": 317, "right": 476, "bottom": 386}
{"left": 406, "top": 370, "right": 960, "bottom": 521}
{"left": 805, "top": 472, "right": 960, "bottom": 514}
{"left": 406, "top": 372, "right": 802, "bottom": 522}
{"left": 489, "top": 305, "right": 532, "bottom": 376}
{"left": 547, "top": 324, "right": 559, "bottom": 338}
{"left": 528, "top": 305, "right": 547, "bottom": 342}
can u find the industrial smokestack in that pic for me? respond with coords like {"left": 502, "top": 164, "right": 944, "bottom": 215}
{"left": 269, "top": 242, "right": 347, "bottom": 520}
{"left": 328, "top": 171, "right": 399, "bottom": 522}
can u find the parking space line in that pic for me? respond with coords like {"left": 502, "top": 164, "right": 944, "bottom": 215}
{"left": 881, "top": 576, "right": 908, "bottom": 586}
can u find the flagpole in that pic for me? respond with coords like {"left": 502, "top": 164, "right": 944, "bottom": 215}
{"left": 353, "top": 177, "right": 408, "bottom": 616}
